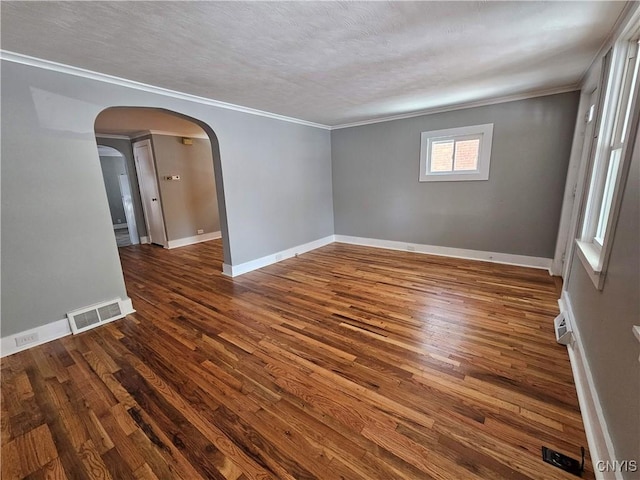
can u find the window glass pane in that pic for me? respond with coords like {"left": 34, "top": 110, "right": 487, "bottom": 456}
{"left": 453, "top": 138, "right": 480, "bottom": 171}
{"left": 595, "top": 148, "right": 622, "bottom": 245}
{"left": 430, "top": 140, "right": 454, "bottom": 172}
{"left": 620, "top": 45, "right": 639, "bottom": 144}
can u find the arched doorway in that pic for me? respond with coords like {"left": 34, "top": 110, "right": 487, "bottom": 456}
{"left": 96, "top": 144, "right": 140, "bottom": 247}
{"left": 94, "top": 106, "right": 230, "bottom": 266}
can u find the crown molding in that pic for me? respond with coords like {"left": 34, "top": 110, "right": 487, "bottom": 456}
{"left": 330, "top": 85, "right": 581, "bottom": 130}
{"left": 130, "top": 131, "right": 151, "bottom": 140}
{"left": 97, "top": 131, "right": 209, "bottom": 140}
{"left": 2, "top": 50, "right": 582, "bottom": 133}
{"left": 578, "top": 1, "right": 640, "bottom": 87}
{"left": 0, "top": 50, "right": 331, "bottom": 130}
{"left": 95, "top": 133, "right": 131, "bottom": 140}
{"left": 134, "top": 130, "right": 209, "bottom": 140}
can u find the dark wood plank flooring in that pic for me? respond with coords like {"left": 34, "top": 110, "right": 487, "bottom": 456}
{"left": 1, "top": 239, "right": 593, "bottom": 479}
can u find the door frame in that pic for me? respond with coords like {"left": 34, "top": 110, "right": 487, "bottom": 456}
{"left": 118, "top": 173, "right": 141, "bottom": 245}
{"left": 551, "top": 88, "right": 600, "bottom": 278}
{"left": 96, "top": 143, "right": 141, "bottom": 247}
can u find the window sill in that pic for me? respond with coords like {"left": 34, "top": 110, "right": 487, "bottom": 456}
{"left": 419, "top": 173, "right": 489, "bottom": 182}
{"left": 575, "top": 240, "right": 605, "bottom": 290}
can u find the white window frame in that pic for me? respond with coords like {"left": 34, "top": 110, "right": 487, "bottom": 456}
{"left": 577, "top": 30, "right": 640, "bottom": 290}
{"left": 419, "top": 124, "right": 494, "bottom": 182}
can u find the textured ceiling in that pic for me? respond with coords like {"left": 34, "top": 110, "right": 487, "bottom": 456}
{"left": 1, "top": 1, "right": 627, "bottom": 126}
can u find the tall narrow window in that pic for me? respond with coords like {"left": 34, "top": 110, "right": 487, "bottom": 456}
{"left": 578, "top": 35, "right": 639, "bottom": 288}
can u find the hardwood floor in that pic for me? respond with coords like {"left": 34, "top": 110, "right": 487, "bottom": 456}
{"left": 1, "top": 239, "right": 593, "bottom": 479}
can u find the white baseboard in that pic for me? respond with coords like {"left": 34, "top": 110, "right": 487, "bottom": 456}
{"left": 140, "top": 236, "right": 150, "bottom": 244}
{"left": 222, "top": 234, "right": 553, "bottom": 277}
{"left": 113, "top": 223, "right": 128, "bottom": 230}
{"left": 334, "top": 235, "right": 553, "bottom": 271}
{"left": 549, "top": 261, "right": 563, "bottom": 277}
{"left": 222, "top": 235, "right": 334, "bottom": 277}
{"left": 1, "top": 297, "right": 135, "bottom": 358}
{"left": 166, "top": 231, "right": 221, "bottom": 249}
{"left": 1, "top": 318, "right": 70, "bottom": 358}
{"left": 559, "top": 292, "right": 621, "bottom": 480}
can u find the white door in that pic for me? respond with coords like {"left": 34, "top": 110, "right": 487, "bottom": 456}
{"left": 118, "top": 174, "right": 140, "bottom": 245}
{"left": 133, "top": 140, "right": 167, "bottom": 247}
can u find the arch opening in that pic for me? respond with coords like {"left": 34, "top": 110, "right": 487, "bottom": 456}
{"left": 95, "top": 143, "right": 140, "bottom": 247}
{"left": 93, "top": 106, "right": 230, "bottom": 267}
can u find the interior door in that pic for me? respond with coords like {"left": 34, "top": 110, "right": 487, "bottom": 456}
{"left": 118, "top": 174, "right": 140, "bottom": 245}
{"left": 133, "top": 140, "right": 167, "bottom": 247}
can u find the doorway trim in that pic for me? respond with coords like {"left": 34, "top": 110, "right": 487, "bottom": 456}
{"left": 118, "top": 173, "right": 141, "bottom": 245}
{"left": 96, "top": 143, "right": 141, "bottom": 247}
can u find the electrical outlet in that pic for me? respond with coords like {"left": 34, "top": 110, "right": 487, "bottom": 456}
{"left": 197, "top": 229, "right": 204, "bottom": 234}
{"left": 15, "top": 332, "right": 39, "bottom": 347}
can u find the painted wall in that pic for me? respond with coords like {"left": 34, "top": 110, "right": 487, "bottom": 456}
{"left": 99, "top": 154, "right": 127, "bottom": 226}
{"left": 566, "top": 122, "right": 639, "bottom": 475}
{"left": 149, "top": 134, "right": 220, "bottom": 241}
{"left": 1, "top": 60, "right": 333, "bottom": 337}
{"left": 96, "top": 136, "right": 147, "bottom": 238}
{"left": 331, "top": 92, "right": 580, "bottom": 258}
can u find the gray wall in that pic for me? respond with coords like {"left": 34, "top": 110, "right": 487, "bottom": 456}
{"left": 1, "top": 60, "right": 333, "bottom": 337}
{"left": 332, "top": 92, "right": 580, "bottom": 258}
{"left": 150, "top": 134, "right": 220, "bottom": 241}
{"left": 95, "top": 136, "right": 147, "bottom": 238}
{"left": 99, "top": 154, "right": 127, "bottom": 226}
{"left": 566, "top": 123, "right": 639, "bottom": 475}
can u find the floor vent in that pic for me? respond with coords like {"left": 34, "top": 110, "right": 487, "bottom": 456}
{"left": 553, "top": 312, "right": 572, "bottom": 346}
{"left": 67, "top": 299, "right": 126, "bottom": 334}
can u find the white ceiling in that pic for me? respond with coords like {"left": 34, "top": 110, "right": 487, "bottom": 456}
{"left": 1, "top": 1, "right": 628, "bottom": 127}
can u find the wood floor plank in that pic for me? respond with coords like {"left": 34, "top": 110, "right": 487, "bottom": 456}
{"left": 24, "top": 457, "right": 68, "bottom": 480}
{"left": 2, "top": 240, "right": 594, "bottom": 479}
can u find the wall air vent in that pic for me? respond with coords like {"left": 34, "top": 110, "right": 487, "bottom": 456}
{"left": 553, "top": 312, "right": 573, "bottom": 346}
{"left": 67, "top": 299, "right": 126, "bottom": 334}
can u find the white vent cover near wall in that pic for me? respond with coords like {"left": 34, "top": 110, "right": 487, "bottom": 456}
{"left": 67, "top": 299, "right": 127, "bottom": 334}
{"left": 554, "top": 312, "right": 573, "bottom": 346}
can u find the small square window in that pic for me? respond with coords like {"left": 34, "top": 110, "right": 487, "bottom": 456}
{"left": 419, "top": 124, "right": 493, "bottom": 182}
